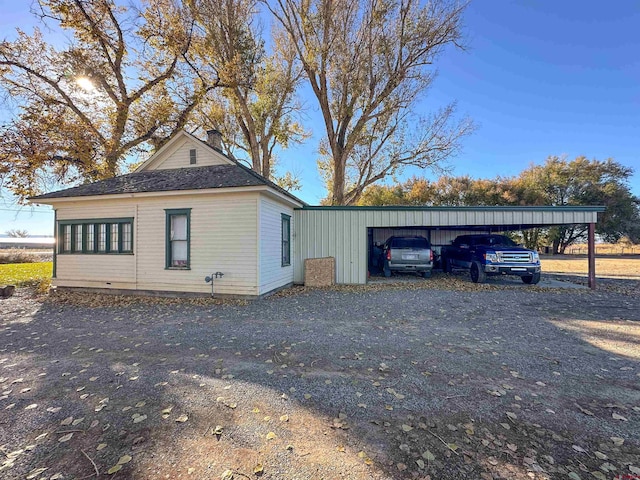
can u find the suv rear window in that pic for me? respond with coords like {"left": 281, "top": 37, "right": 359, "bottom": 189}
{"left": 390, "top": 237, "right": 430, "bottom": 249}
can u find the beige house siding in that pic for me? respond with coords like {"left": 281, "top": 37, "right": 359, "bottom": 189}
{"left": 56, "top": 203, "right": 136, "bottom": 288}
{"left": 53, "top": 192, "right": 260, "bottom": 296}
{"left": 259, "top": 197, "right": 294, "bottom": 295}
{"left": 135, "top": 193, "right": 258, "bottom": 295}
{"left": 142, "top": 136, "right": 230, "bottom": 171}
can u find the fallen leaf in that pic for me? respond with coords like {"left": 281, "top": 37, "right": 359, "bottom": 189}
{"left": 422, "top": 450, "right": 435, "bottom": 461}
{"left": 266, "top": 432, "right": 276, "bottom": 440}
{"left": 611, "top": 437, "right": 625, "bottom": 446}
{"left": 176, "top": 414, "right": 189, "bottom": 423}
{"left": 401, "top": 424, "right": 413, "bottom": 432}
{"left": 97, "top": 443, "right": 107, "bottom": 451}
{"left": 612, "top": 413, "right": 628, "bottom": 421}
{"left": 58, "top": 433, "right": 73, "bottom": 443}
{"left": 117, "top": 455, "right": 132, "bottom": 465}
{"left": 107, "top": 464, "right": 122, "bottom": 474}
{"left": 253, "top": 464, "right": 264, "bottom": 474}
{"left": 133, "top": 414, "right": 147, "bottom": 423}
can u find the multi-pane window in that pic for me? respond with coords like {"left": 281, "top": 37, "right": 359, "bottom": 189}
{"left": 74, "top": 225, "right": 83, "bottom": 252}
{"left": 189, "top": 148, "right": 197, "bottom": 165}
{"left": 121, "top": 223, "right": 132, "bottom": 252}
{"left": 281, "top": 214, "right": 291, "bottom": 267}
{"left": 86, "top": 224, "right": 95, "bottom": 251}
{"left": 59, "top": 219, "right": 133, "bottom": 254}
{"left": 165, "top": 209, "right": 190, "bottom": 269}
{"left": 110, "top": 224, "right": 119, "bottom": 252}
{"left": 98, "top": 224, "right": 107, "bottom": 252}
{"left": 62, "top": 225, "right": 72, "bottom": 252}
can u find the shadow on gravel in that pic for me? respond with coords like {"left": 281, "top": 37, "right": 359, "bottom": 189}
{"left": 1, "top": 284, "right": 639, "bottom": 480}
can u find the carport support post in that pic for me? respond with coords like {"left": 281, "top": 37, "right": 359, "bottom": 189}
{"left": 588, "top": 222, "right": 596, "bottom": 290}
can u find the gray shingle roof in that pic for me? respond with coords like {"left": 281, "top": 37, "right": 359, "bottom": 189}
{"left": 30, "top": 163, "right": 305, "bottom": 205}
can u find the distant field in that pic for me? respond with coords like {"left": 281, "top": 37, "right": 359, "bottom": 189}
{"left": 541, "top": 255, "right": 640, "bottom": 278}
{"left": 0, "top": 262, "right": 53, "bottom": 286}
{"left": 566, "top": 243, "right": 640, "bottom": 255}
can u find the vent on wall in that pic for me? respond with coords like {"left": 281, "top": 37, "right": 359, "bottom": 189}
{"left": 189, "top": 149, "right": 197, "bottom": 165}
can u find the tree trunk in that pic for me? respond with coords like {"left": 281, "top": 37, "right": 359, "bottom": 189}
{"left": 331, "top": 154, "right": 346, "bottom": 205}
{"left": 261, "top": 142, "right": 270, "bottom": 179}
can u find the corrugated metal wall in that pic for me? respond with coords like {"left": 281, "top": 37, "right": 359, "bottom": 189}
{"left": 293, "top": 207, "right": 601, "bottom": 285}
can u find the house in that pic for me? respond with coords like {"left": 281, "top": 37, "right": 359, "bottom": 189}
{"left": 30, "top": 130, "right": 304, "bottom": 297}
{"left": 30, "top": 130, "right": 605, "bottom": 295}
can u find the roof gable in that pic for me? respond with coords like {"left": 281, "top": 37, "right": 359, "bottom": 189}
{"left": 136, "top": 131, "right": 234, "bottom": 172}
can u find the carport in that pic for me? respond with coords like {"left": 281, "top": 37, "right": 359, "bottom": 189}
{"left": 293, "top": 206, "right": 605, "bottom": 289}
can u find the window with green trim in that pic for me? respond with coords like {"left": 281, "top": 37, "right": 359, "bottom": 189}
{"left": 98, "top": 224, "right": 107, "bottom": 252}
{"left": 73, "top": 225, "right": 83, "bottom": 252}
{"left": 62, "top": 225, "right": 72, "bottom": 253}
{"left": 86, "top": 224, "right": 95, "bottom": 251}
{"left": 109, "top": 224, "right": 119, "bottom": 252}
{"left": 58, "top": 218, "right": 133, "bottom": 254}
{"left": 165, "top": 209, "right": 191, "bottom": 269}
{"left": 281, "top": 214, "right": 291, "bottom": 267}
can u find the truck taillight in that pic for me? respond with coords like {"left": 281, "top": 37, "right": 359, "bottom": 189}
{"left": 430, "top": 250, "right": 433, "bottom": 262}
{"left": 386, "top": 249, "right": 391, "bottom": 261}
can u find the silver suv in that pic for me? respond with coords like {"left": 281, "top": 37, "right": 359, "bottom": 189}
{"left": 383, "top": 236, "right": 433, "bottom": 278}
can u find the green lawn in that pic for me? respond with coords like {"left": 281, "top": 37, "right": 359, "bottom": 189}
{"left": 0, "top": 262, "right": 53, "bottom": 286}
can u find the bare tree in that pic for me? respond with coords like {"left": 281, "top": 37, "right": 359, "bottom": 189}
{"left": 5, "top": 229, "right": 30, "bottom": 238}
{"left": 0, "top": 0, "right": 221, "bottom": 201}
{"left": 267, "top": 0, "right": 474, "bottom": 204}
{"left": 189, "top": 0, "right": 308, "bottom": 182}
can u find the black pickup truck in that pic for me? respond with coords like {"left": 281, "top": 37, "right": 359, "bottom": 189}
{"left": 441, "top": 234, "right": 541, "bottom": 284}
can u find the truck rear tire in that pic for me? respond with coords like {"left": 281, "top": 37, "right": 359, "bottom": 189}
{"left": 470, "top": 261, "right": 486, "bottom": 284}
{"left": 522, "top": 272, "right": 541, "bottom": 285}
{"left": 422, "top": 270, "right": 432, "bottom": 279}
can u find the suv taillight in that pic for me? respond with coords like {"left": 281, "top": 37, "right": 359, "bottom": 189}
{"left": 386, "top": 249, "right": 391, "bottom": 261}
{"left": 430, "top": 250, "right": 433, "bottom": 262}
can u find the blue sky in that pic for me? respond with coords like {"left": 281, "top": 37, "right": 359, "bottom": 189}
{"left": 1, "top": 0, "right": 639, "bottom": 235}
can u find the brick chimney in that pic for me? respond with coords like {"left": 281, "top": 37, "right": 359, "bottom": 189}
{"left": 206, "top": 129, "right": 222, "bottom": 151}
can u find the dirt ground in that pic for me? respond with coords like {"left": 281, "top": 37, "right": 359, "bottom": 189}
{"left": 0, "top": 277, "right": 639, "bottom": 480}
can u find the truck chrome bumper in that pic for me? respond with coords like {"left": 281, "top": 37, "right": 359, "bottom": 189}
{"left": 483, "top": 264, "right": 541, "bottom": 275}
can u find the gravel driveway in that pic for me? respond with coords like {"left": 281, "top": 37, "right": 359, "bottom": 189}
{"left": 1, "top": 281, "right": 639, "bottom": 480}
